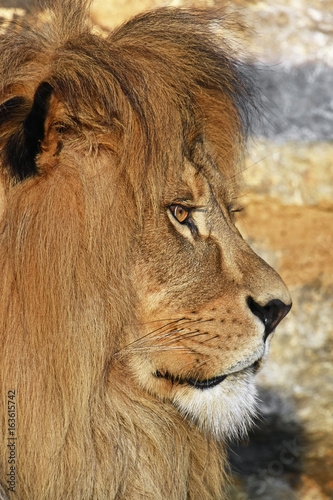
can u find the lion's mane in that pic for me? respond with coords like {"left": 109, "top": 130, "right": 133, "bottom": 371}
{"left": 0, "top": 2, "right": 255, "bottom": 498}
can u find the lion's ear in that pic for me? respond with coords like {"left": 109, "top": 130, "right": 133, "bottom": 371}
{"left": 0, "top": 82, "right": 55, "bottom": 183}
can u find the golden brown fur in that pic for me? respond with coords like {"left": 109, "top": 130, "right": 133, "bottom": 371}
{"left": 0, "top": 2, "right": 291, "bottom": 498}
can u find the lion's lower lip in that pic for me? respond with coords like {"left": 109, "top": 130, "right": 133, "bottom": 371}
{"left": 154, "top": 370, "right": 227, "bottom": 390}
{"left": 155, "top": 359, "right": 261, "bottom": 390}
{"left": 186, "top": 374, "right": 228, "bottom": 389}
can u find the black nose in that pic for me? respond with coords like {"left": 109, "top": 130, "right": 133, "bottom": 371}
{"left": 247, "top": 297, "right": 291, "bottom": 341}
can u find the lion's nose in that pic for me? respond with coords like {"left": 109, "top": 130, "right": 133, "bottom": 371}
{"left": 247, "top": 297, "right": 292, "bottom": 340}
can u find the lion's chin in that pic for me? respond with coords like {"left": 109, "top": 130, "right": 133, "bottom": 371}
{"left": 172, "top": 368, "right": 258, "bottom": 440}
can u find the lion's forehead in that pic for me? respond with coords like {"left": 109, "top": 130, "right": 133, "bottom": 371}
{"left": 165, "top": 158, "right": 234, "bottom": 211}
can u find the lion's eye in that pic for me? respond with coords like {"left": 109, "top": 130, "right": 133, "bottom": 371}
{"left": 227, "top": 203, "right": 244, "bottom": 218}
{"left": 169, "top": 204, "right": 190, "bottom": 224}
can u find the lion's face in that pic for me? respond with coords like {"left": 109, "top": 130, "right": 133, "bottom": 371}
{"left": 127, "top": 154, "right": 291, "bottom": 439}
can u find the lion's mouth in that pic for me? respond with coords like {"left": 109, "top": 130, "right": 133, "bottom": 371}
{"left": 155, "top": 370, "right": 228, "bottom": 389}
{"left": 155, "top": 359, "right": 261, "bottom": 390}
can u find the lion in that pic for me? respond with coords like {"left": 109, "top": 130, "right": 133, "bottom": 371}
{"left": 0, "top": 1, "right": 291, "bottom": 498}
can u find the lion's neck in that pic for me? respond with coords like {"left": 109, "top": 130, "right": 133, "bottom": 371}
{"left": 98, "top": 367, "right": 228, "bottom": 499}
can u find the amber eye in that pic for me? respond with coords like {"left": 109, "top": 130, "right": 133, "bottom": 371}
{"left": 169, "top": 204, "right": 190, "bottom": 224}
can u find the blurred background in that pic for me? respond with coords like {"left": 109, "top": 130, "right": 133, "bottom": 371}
{"left": 1, "top": 1, "right": 332, "bottom": 498}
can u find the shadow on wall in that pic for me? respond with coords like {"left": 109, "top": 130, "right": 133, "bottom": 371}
{"left": 254, "top": 63, "right": 333, "bottom": 142}
{"left": 227, "top": 387, "right": 305, "bottom": 500}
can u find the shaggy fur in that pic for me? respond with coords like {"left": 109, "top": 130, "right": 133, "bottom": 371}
{"left": 0, "top": 2, "right": 291, "bottom": 499}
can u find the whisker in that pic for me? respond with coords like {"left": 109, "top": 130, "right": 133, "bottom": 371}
{"left": 137, "top": 317, "right": 186, "bottom": 327}
{"left": 114, "top": 319, "right": 185, "bottom": 354}
{"left": 119, "top": 346, "right": 190, "bottom": 353}
{"left": 195, "top": 357, "right": 213, "bottom": 369}
{"left": 176, "top": 331, "right": 210, "bottom": 340}
{"left": 201, "top": 334, "right": 220, "bottom": 343}
{"left": 114, "top": 317, "right": 215, "bottom": 356}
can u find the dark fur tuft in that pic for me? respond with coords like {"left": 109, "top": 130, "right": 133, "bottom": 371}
{"left": 3, "top": 82, "right": 53, "bottom": 182}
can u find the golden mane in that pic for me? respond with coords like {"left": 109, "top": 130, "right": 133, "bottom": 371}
{"left": 0, "top": 1, "right": 260, "bottom": 498}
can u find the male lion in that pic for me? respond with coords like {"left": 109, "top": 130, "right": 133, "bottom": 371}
{"left": 0, "top": 1, "right": 291, "bottom": 498}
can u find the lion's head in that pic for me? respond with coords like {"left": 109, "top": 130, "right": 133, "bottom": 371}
{"left": 128, "top": 155, "right": 291, "bottom": 439}
{"left": 0, "top": 1, "right": 291, "bottom": 498}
